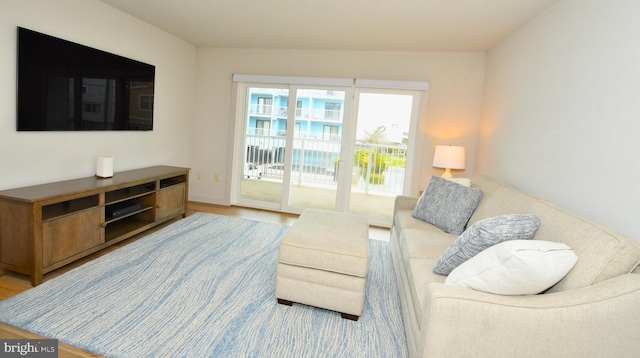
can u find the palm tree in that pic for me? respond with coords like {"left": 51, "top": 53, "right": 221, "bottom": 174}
{"left": 355, "top": 125, "right": 388, "bottom": 184}
{"left": 364, "top": 125, "right": 389, "bottom": 144}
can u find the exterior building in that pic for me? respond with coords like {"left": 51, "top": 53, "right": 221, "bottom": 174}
{"left": 243, "top": 87, "right": 407, "bottom": 197}
{"left": 246, "top": 88, "right": 344, "bottom": 140}
{"left": 245, "top": 88, "right": 344, "bottom": 180}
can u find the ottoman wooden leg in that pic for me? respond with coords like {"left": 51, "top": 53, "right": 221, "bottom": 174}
{"left": 341, "top": 313, "right": 359, "bottom": 321}
{"left": 277, "top": 298, "right": 293, "bottom": 306}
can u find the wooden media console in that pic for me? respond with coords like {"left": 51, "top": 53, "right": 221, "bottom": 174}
{"left": 0, "top": 165, "right": 189, "bottom": 286}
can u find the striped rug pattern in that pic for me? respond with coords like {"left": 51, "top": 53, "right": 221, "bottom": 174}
{"left": 0, "top": 213, "right": 408, "bottom": 357}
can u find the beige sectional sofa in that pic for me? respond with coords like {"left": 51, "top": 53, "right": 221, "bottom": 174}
{"left": 391, "top": 174, "right": 640, "bottom": 358}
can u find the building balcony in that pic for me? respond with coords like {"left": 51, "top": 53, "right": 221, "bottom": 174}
{"left": 249, "top": 105, "right": 342, "bottom": 122}
{"left": 241, "top": 135, "right": 407, "bottom": 223}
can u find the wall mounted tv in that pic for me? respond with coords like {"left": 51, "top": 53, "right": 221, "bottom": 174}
{"left": 17, "top": 27, "right": 155, "bottom": 131}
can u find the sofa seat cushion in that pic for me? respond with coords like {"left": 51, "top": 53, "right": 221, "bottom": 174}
{"left": 413, "top": 176, "right": 483, "bottom": 235}
{"left": 399, "top": 229, "right": 457, "bottom": 263}
{"left": 407, "top": 258, "right": 446, "bottom": 327}
{"left": 395, "top": 209, "right": 444, "bottom": 232}
{"left": 445, "top": 240, "right": 578, "bottom": 295}
{"left": 434, "top": 214, "right": 541, "bottom": 275}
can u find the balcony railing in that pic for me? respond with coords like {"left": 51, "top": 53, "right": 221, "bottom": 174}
{"left": 248, "top": 127, "right": 340, "bottom": 140}
{"left": 249, "top": 105, "right": 342, "bottom": 121}
{"left": 244, "top": 134, "right": 406, "bottom": 195}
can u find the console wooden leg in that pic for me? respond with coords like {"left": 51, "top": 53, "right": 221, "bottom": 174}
{"left": 277, "top": 298, "right": 293, "bottom": 306}
{"left": 341, "top": 313, "right": 359, "bottom": 321}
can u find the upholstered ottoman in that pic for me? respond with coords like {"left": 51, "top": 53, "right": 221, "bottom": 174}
{"left": 275, "top": 209, "right": 369, "bottom": 321}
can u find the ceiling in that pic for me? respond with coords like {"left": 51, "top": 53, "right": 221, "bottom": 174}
{"left": 99, "top": 0, "right": 558, "bottom": 52}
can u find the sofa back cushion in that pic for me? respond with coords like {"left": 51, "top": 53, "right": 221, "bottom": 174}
{"left": 531, "top": 199, "right": 640, "bottom": 292}
{"left": 468, "top": 174, "right": 640, "bottom": 293}
{"left": 468, "top": 186, "right": 534, "bottom": 225}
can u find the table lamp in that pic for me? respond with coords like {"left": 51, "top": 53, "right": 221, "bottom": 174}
{"left": 432, "top": 145, "right": 465, "bottom": 178}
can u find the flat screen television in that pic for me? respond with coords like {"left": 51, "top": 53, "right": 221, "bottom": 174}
{"left": 17, "top": 27, "right": 155, "bottom": 131}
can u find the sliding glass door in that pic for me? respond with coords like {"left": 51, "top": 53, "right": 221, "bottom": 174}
{"left": 232, "top": 76, "right": 425, "bottom": 226}
{"left": 236, "top": 84, "right": 351, "bottom": 213}
{"left": 286, "top": 87, "right": 347, "bottom": 211}
{"left": 239, "top": 86, "right": 288, "bottom": 207}
{"left": 349, "top": 90, "right": 420, "bottom": 223}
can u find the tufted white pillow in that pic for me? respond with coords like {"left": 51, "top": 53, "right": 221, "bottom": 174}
{"left": 445, "top": 240, "right": 578, "bottom": 295}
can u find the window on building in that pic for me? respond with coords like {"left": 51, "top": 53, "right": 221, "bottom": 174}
{"left": 325, "top": 102, "right": 340, "bottom": 119}
{"left": 323, "top": 125, "right": 339, "bottom": 140}
{"left": 296, "top": 100, "right": 303, "bottom": 117}
{"left": 256, "top": 119, "right": 270, "bottom": 135}
{"left": 295, "top": 123, "right": 301, "bottom": 137}
{"left": 257, "top": 97, "right": 272, "bottom": 115}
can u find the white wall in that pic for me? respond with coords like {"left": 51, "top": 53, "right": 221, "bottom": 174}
{"left": 0, "top": 0, "right": 197, "bottom": 189}
{"left": 477, "top": 0, "right": 640, "bottom": 241}
{"left": 189, "top": 48, "right": 486, "bottom": 204}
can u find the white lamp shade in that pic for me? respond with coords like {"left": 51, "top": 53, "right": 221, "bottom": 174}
{"left": 433, "top": 145, "right": 465, "bottom": 170}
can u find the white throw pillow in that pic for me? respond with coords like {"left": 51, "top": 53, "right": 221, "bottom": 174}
{"left": 444, "top": 240, "right": 578, "bottom": 295}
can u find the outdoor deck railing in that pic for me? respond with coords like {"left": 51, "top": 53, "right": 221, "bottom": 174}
{"left": 245, "top": 134, "right": 406, "bottom": 195}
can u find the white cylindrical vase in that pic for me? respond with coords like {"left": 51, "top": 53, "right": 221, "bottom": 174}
{"left": 96, "top": 157, "right": 113, "bottom": 178}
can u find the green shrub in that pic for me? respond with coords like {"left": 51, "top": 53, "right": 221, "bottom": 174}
{"left": 368, "top": 173, "right": 385, "bottom": 185}
{"left": 354, "top": 149, "right": 387, "bottom": 179}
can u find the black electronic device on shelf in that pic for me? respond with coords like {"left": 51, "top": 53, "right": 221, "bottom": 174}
{"left": 106, "top": 201, "right": 142, "bottom": 219}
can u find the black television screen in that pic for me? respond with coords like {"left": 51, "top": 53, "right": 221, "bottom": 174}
{"left": 17, "top": 27, "right": 155, "bottom": 131}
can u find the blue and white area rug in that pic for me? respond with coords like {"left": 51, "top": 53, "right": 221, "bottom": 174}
{"left": 0, "top": 213, "right": 408, "bottom": 357}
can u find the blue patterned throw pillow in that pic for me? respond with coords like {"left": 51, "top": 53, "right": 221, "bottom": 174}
{"left": 434, "top": 213, "right": 542, "bottom": 275}
{"left": 412, "top": 176, "right": 483, "bottom": 235}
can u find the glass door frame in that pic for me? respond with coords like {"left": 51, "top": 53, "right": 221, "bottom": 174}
{"left": 348, "top": 87, "right": 423, "bottom": 227}
{"left": 230, "top": 81, "right": 355, "bottom": 215}
{"left": 231, "top": 81, "right": 289, "bottom": 212}
{"left": 282, "top": 84, "right": 354, "bottom": 215}
{"left": 230, "top": 76, "right": 428, "bottom": 227}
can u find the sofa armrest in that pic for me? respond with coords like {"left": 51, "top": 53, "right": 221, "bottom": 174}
{"left": 421, "top": 274, "right": 640, "bottom": 358}
{"left": 393, "top": 195, "right": 419, "bottom": 212}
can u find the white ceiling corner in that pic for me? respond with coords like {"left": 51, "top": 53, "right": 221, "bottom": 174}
{"left": 99, "top": 0, "right": 558, "bottom": 51}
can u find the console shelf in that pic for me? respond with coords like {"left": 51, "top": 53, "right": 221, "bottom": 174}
{"left": 105, "top": 182, "right": 156, "bottom": 204}
{"left": 105, "top": 216, "right": 155, "bottom": 242}
{"left": 0, "top": 165, "right": 189, "bottom": 286}
{"left": 105, "top": 205, "right": 154, "bottom": 224}
{"left": 42, "top": 195, "right": 100, "bottom": 221}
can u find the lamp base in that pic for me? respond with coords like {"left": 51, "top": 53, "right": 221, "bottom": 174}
{"left": 440, "top": 168, "right": 453, "bottom": 178}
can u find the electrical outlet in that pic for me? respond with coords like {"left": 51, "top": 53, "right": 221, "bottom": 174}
{"left": 197, "top": 171, "right": 202, "bottom": 180}
{"left": 214, "top": 174, "right": 220, "bottom": 182}
{"left": 432, "top": 139, "right": 439, "bottom": 149}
